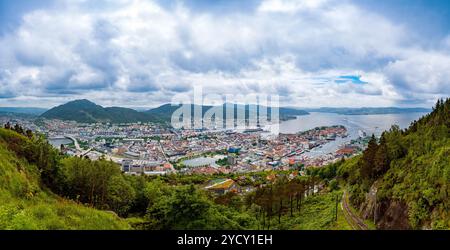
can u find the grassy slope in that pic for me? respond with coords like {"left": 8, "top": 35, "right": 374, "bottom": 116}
{"left": 0, "top": 129, "right": 130, "bottom": 230}
{"left": 266, "top": 191, "right": 352, "bottom": 230}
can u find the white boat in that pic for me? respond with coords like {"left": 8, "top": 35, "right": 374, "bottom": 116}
{"left": 358, "top": 130, "right": 367, "bottom": 138}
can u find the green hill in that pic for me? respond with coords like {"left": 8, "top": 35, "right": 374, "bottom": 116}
{"left": 40, "top": 99, "right": 162, "bottom": 123}
{"left": 104, "top": 107, "right": 162, "bottom": 123}
{"left": 39, "top": 99, "right": 308, "bottom": 124}
{"left": 338, "top": 98, "right": 449, "bottom": 229}
{"left": 146, "top": 103, "right": 309, "bottom": 123}
{"left": 145, "top": 103, "right": 184, "bottom": 123}
{"left": 0, "top": 128, "right": 130, "bottom": 229}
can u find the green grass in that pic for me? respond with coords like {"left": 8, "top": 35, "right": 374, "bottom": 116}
{"left": 331, "top": 201, "right": 353, "bottom": 230}
{"left": 343, "top": 190, "right": 376, "bottom": 230}
{"left": 0, "top": 130, "right": 131, "bottom": 230}
{"left": 0, "top": 192, "right": 131, "bottom": 230}
{"left": 364, "top": 218, "right": 377, "bottom": 230}
{"left": 265, "top": 191, "right": 352, "bottom": 230}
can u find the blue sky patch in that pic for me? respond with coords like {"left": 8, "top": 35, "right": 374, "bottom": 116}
{"left": 335, "top": 75, "right": 368, "bottom": 85}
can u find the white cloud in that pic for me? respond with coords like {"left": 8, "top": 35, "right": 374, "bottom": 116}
{"left": 0, "top": 0, "right": 449, "bottom": 108}
{"left": 385, "top": 51, "right": 450, "bottom": 94}
{"left": 258, "top": 0, "right": 329, "bottom": 13}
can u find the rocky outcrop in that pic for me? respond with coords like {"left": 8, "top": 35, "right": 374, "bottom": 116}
{"left": 358, "top": 182, "right": 411, "bottom": 229}
{"left": 376, "top": 200, "right": 411, "bottom": 229}
{"left": 359, "top": 184, "right": 377, "bottom": 221}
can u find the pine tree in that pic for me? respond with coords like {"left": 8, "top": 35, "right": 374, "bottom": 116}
{"left": 25, "top": 129, "right": 33, "bottom": 139}
{"left": 14, "top": 123, "right": 23, "bottom": 134}
{"left": 374, "top": 135, "right": 389, "bottom": 178}
{"left": 360, "top": 134, "right": 378, "bottom": 180}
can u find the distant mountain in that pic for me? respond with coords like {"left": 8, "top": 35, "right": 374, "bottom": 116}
{"left": 0, "top": 107, "right": 47, "bottom": 116}
{"left": 305, "top": 107, "right": 431, "bottom": 115}
{"left": 34, "top": 99, "right": 432, "bottom": 125}
{"left": 0, "top": 111, "right": 37, "bottom": 119}
{"left": 39, "top": 99, "right": 309, "bottom": 124}
{"left": 146, "top": 103, "right": 309, "bottom": 122}
{"left": 40, "top": 99, "right": 162, "bottom": 123}
{"left": 277, "top": 106, "right": 310, "bottom": 118}
{"left": 146, "top": 104, "right": 191, "bottom": 122}
{"left": 41, "top": 99, "right": 110, "bottom": 123}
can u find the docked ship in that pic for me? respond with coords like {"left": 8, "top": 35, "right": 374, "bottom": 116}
{"left": 358, "top": 129, "right": 367, "bottom": 138}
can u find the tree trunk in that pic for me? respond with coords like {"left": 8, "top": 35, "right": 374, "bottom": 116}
{"left": 263, "top": 210, "right": 266, "bottom": 229}
{"left": 278, "top": 198, "right": 282, "bottom": 224}
{"left": 298, "top": 192, "right": 302, "bottom": 213}
{"left": 90, "top": 183, "right": 95, "bottom": 206}
{"left": 290, "top": 195, "right": 293, "bottom": 217}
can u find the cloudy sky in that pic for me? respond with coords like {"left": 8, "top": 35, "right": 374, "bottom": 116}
{"left": 0, "top": 0, "right": 449, "bottom": 108}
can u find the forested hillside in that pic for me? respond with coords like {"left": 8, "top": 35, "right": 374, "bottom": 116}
{"left": 337, "top": 98, "right": 449, "bottom": 229}
{"left": 0, "top": 128, "right": 130, "bottom": 229}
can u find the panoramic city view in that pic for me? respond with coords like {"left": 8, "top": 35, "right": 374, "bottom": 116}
{"left": 0, "top": 0, "right": 449, "bottom": 244}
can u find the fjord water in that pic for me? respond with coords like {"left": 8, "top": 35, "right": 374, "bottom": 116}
{"left": 278, "top": 112, "right": 428, "bottom": 157}
{"left": 49, "top": 138, "right": 72, "bottom": 148}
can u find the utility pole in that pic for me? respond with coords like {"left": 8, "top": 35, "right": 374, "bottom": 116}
{"left": 335, "top": 194, "right": 339, "bottom": 221}
{"left": 374, "top": 189, "right": 377, "bottom": 226}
